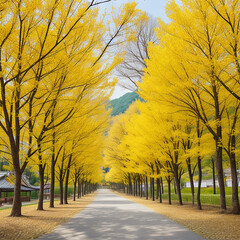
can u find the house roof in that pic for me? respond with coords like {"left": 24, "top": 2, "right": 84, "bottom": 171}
{"left": 0, "top": 171, "right": 9, "bottom": 179}
{"left": 0, "top": 171, "right": 40, "bottom": 192}
{"left": 21, "top": 175, "right": 40, "bottom": 190}
{"left": 0, "top": 178, "right": 34, "bottom": 192}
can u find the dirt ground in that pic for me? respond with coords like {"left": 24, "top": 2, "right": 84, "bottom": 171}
{"left": 0, "top": 193, "right": 96, "bottom": 240}
{"left": 115, "top": 192, "right": 240, "bottom": 240}
{"left": 1, "top": 191, "right": 239, "bottom": 240}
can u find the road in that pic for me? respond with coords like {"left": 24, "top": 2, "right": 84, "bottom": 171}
{"left": 37, "top": 189, "right": 205, "bottom": 240}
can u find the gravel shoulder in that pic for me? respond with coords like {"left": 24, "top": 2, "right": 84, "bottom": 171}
{"left": 115, "top": 191, "right": 240, "bottom": 240}
{"left": 0, "top": 193, "right": 96, "bottom": 240}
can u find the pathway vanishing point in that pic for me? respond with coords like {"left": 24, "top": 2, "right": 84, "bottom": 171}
{"left": 37, "top": 189, "right": 205, "bottom": 240}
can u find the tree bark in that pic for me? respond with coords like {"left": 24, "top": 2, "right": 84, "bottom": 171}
{"left": 167, "top": 177, "right": 171, "bottom": 205}
{"left": 197, "top": 156, "right": 202, "bottom": 210}
{"left": 133, "top": 178, "right": 136, "bottom": 196}
{"left": 59, "top": 178, "right": 64, "bottom": 204}
{"left": 37, "top": 164, "right": 45, "bottom": 210}
{"left": 128, "top": 174, "right": 132, "bottom": 195}
{"left": 138, "top": 175, "right": 141, "bottom": 197}
{"left": 64, "top": 154, "right": 72, "bottom": 204}
{"left": 10, "top": 168, "right": 22, "bottom": 216}
{"left": 196, "top": 119, "right": 202, "bottom": 210}
{"left": 173, "top": 166, "right": 182, "bottom": 205}
{"left": 174, "top": 180, "right": 177, "bottom": 194}
{"left": 159, "top": 178, "right": 162, "bottom": 203}
{"left": 230, "top": 134, "right": 240, "bottom": 214}
{"left": 156, "top": 178, "right": 160, "bottom": 200}
{"left": 213, "top": 83, "right": 226, "bottom": 211}
{"left": 216, "top": 140, "right": 226, "bottom": 211}
{"left": 187, "top": 159, "right": 194, "bottom": 206}
{"left": 161, "top": 177, "right": 164, "bottom": 194}
{"left": 50, "top": 133, "right": 55, "bottom": 208}
{"left": 150, "top": 177, "right": 152, "bottom": 199}
{"left": 145, "top": 176, "right": 148, "bottom": 200}
{"left": 84, "top": 180, "right": 87, "bottom": 195}
{"left": 82, "top": 181, "right": 84, "bottom": 196}
{"left": 73, "top": 180, "right": 77, "bottom": 201}
{"left": 78, "top": 180, "right": 81, "bottom": 198}
{"left": 152, "top": 178, "right": 155, "bottom": 201}
{"left": 212, "top": 157, "right": 216, "bottom": 194}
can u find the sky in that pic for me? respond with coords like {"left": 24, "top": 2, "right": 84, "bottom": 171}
{"left": 112, "top": 0, "right": 169, "bottom": 20}
{"left": 109, "top": 0, "right": 170, "bottom": 99}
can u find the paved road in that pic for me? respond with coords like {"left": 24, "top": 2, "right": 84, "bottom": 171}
{"left": 37, "top": 189, "right": 205, "bottom": 240}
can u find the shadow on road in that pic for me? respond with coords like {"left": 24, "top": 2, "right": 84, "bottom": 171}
{"left": 37, "top": 189, "right": 205, "bottom": 240}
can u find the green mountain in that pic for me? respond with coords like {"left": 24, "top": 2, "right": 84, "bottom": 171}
{"left": 109, "top": 92, "right": 142, "bottom": 116}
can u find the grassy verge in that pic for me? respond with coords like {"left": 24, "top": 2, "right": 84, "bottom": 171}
{"left": 161, "top": 193, "right": 234, "bottom": 206}
{"left": 153, "top": 186, "right": 240, "bottom": 206}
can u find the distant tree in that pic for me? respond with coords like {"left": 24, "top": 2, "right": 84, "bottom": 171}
{"left": 117, "top": 15, "right": 158, "bottom": 91}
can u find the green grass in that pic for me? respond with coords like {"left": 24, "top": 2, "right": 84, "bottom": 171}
{"left": 161, "top": 193, "right": 234, "bottom": 206}
{"left": 0, "top": 199, "right": 60, "bottom": 211}
{"left": 181, "top": 187, "right": 240, "bottom": 195}
{"left": 151, "top": 187, "right": 240, "bottom": 206}
{"left": 54, "top": 186, "right": 74, "bottom": 196}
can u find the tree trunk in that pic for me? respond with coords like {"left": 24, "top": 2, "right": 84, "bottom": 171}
{"left": 86, "top": 181, "right": 88, "bottom": 194}
{"left": 73, "top": 180, "right": 77, "bottom": 201}
{"left": 159, "top": 178, "right": 162, "bottom": 203}
{"left": 230, "top": 134, "right": 240, "bottom": 214}
{"left": 84, "top": 180, "right": 87, "bottom": 195}
{"left": 135, "top": 178, "right": 137, "bottom": 196}
{"left": 64, "top": 155, "right": 72, "bottom": 204}
{"left": 10, "top": 168, "right": 22, "bottom": 216}
{"left": 150, "top": 177, "right": 152, "bottom": 199}
{"left": 133, "top": 179, "right": 136, "bottom": 196}
{"left": 128, "top": 174, "right": 132, "bottom": 195}
{"left": 216, "top": 140, "right": 226, "bottom": 211}
{"left": 156, "top": 178, "right": 160, "bottom": 200}
{"left": 152, "top": 178, "right": 155, "bottom": 201}
{"left": 213, "top": 84, "right": 226, "bottom": 211}
{"left": 145, "top": 176, "right": 148, "bottom": 200}
{"left": 78, "top": 180, "right": 81, "bottom": 198}
{"left": 167, "top": 177, "right": 171, "bottom": 205}
{"left": 197, "top": 156, "right": 202, "bottom": 210}
{"left": 174, "top": 180, "right": 177, "bottom": 194}
{"left": 64, "top": 169, "right": 70, "bottom": 204}
{"left": 174, "top": 167, "right": 182, "bottom": 205}
{"left": 161, "top": 177, "right": 164, "bottom": 194}
{"left": 196, "top": 119, "right": 202, "bottom": 210}
{"left": 50, "top": 143, "right": 55, "bottom": 208}
{"left": 138, "top": 175, "right": 141, "bottom": 197}
{"left": 176, "top": 178, "right": 182, "bottom": 205}
{"left": 59, "top": 178, "right": 64, "bottom": 204}
{"left": 82, "top": 181, "right": 84, "bottom": 196}
{"left": 212, "top": 157, "right": 216, "bottom": 194}
{"left": 37, "top": 164, "right": 45, "bottom": 210}
{"left": 187, "top": 160, "right": 194, "bottom": 206}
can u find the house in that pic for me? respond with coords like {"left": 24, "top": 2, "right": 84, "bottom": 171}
{"left": 223, "top": 168, "right": 240, "bottom": 187}
{"left": 185, "top": 179, "right": 219, "bottom": 188}
{"left": 184, "top": 168, "right": 240, "bottom": 188}
{"left": 0, "top": 171, "right": 41, "bottom": 203}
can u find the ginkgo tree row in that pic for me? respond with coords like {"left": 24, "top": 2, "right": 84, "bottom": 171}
{"left": 105, "top": 0, "right": 240, "bottom": 214}
{"left": 0, "top": 0, "right": 145, "bottom": 217}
